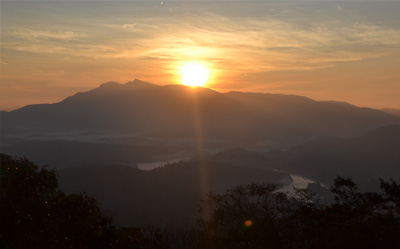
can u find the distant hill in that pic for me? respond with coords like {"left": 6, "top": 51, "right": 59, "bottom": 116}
{"left": 281, "top": 125, "right": 400, "bottom": 188}
{"left": 0, "top": 140, "right": 182, "bottom": 169}
{"left": 27, "top": 125, "right": 400, "bottom": 228}
{"left": 382, "top": 108, "right": 400, "bottom": 117}
{"left": 2, "top": 79, "right": 399, "bottom": 148}
{"left": 58, "top": 160, "right": 291, "bottom": 228}
{"left": 198, "top": 125, "right": 400, "bottom": 191}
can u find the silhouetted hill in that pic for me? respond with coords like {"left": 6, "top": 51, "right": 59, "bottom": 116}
{"left": 196, "top": 125, "right": 400, "bottom": 192}
{"left": 322, "top": 100, "right": 357, "bottom": 107}
{"left": 2, "top": 79, "right": 399, "bottom": 148}
{"left": 364, "top": 124, "right": 400, "bottom": 139}
{"left": 206, "top": 147, "right": 276, "bottom": 170}
{"left": 381, "top": 108, "right": 400, "bottom": 117}
{"left": 282, "top": 125, "right": 400, "bottom": 187}
{"left": 1, "top": 140, "right": 181, "bottom": 169}
{"left": 58, "top": 160, "right": 292, "bottom": 228}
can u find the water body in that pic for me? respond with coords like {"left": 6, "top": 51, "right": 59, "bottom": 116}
{"left": 138, "top": 159, "right": 186, "bottom": 170}
{"left": 279, "top": 174, "right": 315, "bottom": 192}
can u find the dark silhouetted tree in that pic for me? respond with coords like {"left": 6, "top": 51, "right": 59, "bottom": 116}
{"left": 0, "top": 154, "right": 116, "bottom": 249}
{"left": 200, "top": 183, "right": 322, "bottom": 249}
{"left": 200, "top": 177, "right": 400, "bottom": 249}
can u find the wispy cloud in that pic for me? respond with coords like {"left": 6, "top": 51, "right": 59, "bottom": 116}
{"left": 9, "top": 29, "right": 85, "bottom": 42}
{"left": 1, "top": 1, "right": 400, "bottom": 110}
{"left": 3, "top": 13, "right": 399, "bottom": 74}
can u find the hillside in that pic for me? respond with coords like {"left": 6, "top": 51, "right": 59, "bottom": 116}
{"left": 198, "top": 125, "right": 400, "bottom": 190}
{"left": 280, "top": 125, "right": 400, "bottom": 187}
{"left": 58, "top": 161, "right": 291, "bottom": 227}
{"left": 2, "top": 79, "right": 398, "bottom": 149}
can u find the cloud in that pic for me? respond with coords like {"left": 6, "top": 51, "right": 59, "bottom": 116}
{"left": 8, "top": 29, "right": 85, "bottom": 42}
{"left": 2, "top": 2, "right": 400, "bottom": 74}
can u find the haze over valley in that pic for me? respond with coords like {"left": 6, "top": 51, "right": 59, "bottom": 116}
{"left": 1, "top": 80, "right": 399, "bottom": 227}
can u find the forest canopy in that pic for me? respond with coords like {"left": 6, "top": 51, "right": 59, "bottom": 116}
{"left": 1, "top": 153, "right": 400, "bottom": 249}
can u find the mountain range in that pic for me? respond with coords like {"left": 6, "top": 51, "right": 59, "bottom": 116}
{"left": 2, "top": 79, "right": 400, "bottom": 228}
{"left": 2, "top": 79, "right": 399, "bottom": 150}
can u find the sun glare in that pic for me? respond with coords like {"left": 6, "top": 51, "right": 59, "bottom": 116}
{"left": 180, "top": 62, "right": 209, "bottom": 87}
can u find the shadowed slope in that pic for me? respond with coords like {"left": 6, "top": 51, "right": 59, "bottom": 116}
{"left": 58, "top": 160, "right": 291, "bottom": 228}
{"left": 2, "top": 79, "right": 399, "bottom": 146}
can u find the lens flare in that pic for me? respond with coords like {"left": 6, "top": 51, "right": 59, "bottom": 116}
{"left": 244, "top": 220, "right": 253, "bottom": 227}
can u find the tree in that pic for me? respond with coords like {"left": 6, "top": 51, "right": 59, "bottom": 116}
{"left": 0, "top": 154, "right": 116, "bottom": 249}
{"left": 200, "top": 177, "right": 400, "bottom": 249}
{"left": 380, "top": 178, "right": 400, "bottom": 215}
{"left": 200, "top": 183, "right": 321, "bottom": 249}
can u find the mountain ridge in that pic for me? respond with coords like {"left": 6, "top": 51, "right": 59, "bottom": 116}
{"left": 2, "top": 79, "right": 399, "bottom": 147}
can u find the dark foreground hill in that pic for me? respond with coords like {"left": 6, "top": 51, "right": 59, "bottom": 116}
{"left": 2, "top": 79, "right": 399, "bottom": 148}
{"left": 206, "top": 125, "right": 400, "bottom": 190}
{"left": 55, "top": 125, "right": 400, "bottom": 228}
{"left": 0, "top": 140, "right": 183, "bottom": 169}
{"left": 58, "top": 160, "right": 291, "bottom": 228}
{"left": 282, "top": 124, "right": 400, "bottom": 187}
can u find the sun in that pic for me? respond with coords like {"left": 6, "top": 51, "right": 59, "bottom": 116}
{"left": 180, "top": 62, "right": 209, "bottom": 87}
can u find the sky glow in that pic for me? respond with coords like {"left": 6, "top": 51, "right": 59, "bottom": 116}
{"left": 1, "top": 1, "right": 400, "bottom": 110}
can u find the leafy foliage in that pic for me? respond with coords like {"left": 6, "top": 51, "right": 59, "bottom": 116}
{"left": 3, "top": 153, "right": 400, "bottom": 249}
{"left": 200, "top": 177, "right": 400, "bottom": 249}
{"left": 0, "top": 154, "right": 115, "bottom": 249}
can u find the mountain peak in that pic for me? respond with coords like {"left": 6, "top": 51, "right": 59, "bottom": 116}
{"left": 99, "top": 81, "right": 122, "bottom": 88}
{"left": 89, "top": 79, "right": 158, "bottom": 95}
{"left": 97, "top": 79, "right": 158, "bottom": 90}
{"left": 126, "top": 79, "right": 158, "bottom": 88}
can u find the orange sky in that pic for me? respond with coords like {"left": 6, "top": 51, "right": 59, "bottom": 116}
{"left": 1, "top": 1, "right": 400, "bottom": 111}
